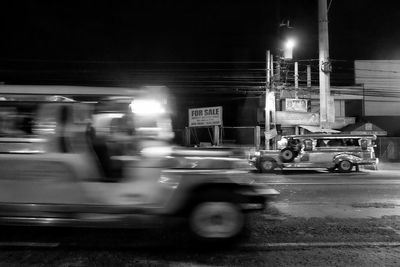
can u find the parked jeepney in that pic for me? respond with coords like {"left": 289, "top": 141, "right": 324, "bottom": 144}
{"left": 0, "top": 85, "right": 278, "bottom": 243}
{"left": 250, "top": 134, "right": 378, "bottom": 173}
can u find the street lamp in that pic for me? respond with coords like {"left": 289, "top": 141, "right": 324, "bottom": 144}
{"left": 285, "top": 38, "right": 296, "bottom": 49}
{"left": 283, "top": 38, "right": 296, "bottom": 60}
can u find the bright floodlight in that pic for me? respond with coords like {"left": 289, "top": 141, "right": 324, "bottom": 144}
{"left": 285, "top": 39, "right": 296, "bottom": 49}
{"left": 131, "top": 99, "right": 165, "bottom": 115}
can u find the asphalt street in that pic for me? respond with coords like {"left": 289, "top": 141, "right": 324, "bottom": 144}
{"left": 2, "top": 165, "right": 400, "bottom": 266}
{"left": 255, "top": 167, "right": 400, "bottom": 218}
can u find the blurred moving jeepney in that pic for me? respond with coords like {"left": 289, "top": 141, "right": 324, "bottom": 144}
{"left": 0, "top": 85, "right": 278, "bottom": 243}
{"left": 250, "top": 134, "right": 378, "bottom": 173}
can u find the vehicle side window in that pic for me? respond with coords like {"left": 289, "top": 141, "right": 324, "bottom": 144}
{"left": 0, "top": 106, "right": 35, "bottom": 137}
{"left": 352, "top": 138, "right": 360, "bottom": 146}
{"left": 327, "top": 139, "right": 344, "bottom": 147}
{"left": 316, "top": 139, "right": 326, "bottom": 147}
{"left": 344, "top": 138, "right": 360, "bottom": 147}
{"left": 304, "top": 139, "right": 313, "bottom": 151}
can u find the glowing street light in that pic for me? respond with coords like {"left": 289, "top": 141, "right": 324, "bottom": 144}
{"left": 283, "top": 38, "right": 296, "bottom": 60}
{"left": 285, "top": 38, "right": 296, "bottom": 49}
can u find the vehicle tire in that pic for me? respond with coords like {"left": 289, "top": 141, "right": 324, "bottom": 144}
{"left": 188, "top": 195, "right": 245, "bottom": 243}
{"left": 260, "top": 159, "right": 277, "bottom": 173}
{"left": 338, "top": 160, "right": 353, "bottom": 173}
{"left": 280, "top": 148, "right": 296, "bottom": 163}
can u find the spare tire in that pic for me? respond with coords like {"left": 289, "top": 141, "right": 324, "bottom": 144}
{"left": 280, "top": 148, "right": 296, "bottom": 163}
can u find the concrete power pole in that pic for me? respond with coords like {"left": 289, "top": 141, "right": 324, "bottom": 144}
{"left": 307, "top": 65, "right": 312, "bottom": 89}
{"left": 294, "top": 61, "right": 299, "bottom": 98}
{"left": 265, "top": 50, "right": 271, "bottom": 149}
{"left": 318, "top": 0, "right": 333, "bottom": 128}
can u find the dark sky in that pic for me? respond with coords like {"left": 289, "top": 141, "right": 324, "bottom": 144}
{"left": 0, "top": 1, "right": 281, "bottom": 61}
{"left": 0, "top": 0, "right": 399, "bottom": 86}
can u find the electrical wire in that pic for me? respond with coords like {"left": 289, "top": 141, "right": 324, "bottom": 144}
{"left": 1, "top": 58, "right": 400, "bottom": 99}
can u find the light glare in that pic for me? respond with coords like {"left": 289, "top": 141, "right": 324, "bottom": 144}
{"left": 285, "top": 39, "right": 296, "bottom": 49}
{"left": 131, "top": 99, "right": 165, "bottom": 115}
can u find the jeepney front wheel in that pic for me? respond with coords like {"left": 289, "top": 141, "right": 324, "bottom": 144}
{"left": 338, "top": 160, "right": 353, "bottom": 173}
{"left": 188, "top": 191, "right": 245, "bottom": 243}
{"left": 260, "top": 159, "right": 277, "bottom": 173}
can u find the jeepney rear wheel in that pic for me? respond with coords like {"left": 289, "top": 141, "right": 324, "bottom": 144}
{"left": 338, "top": 160, "right": 353, "bottom": 173}
{"left": 260, "top": 159, "right": 277, "bottom": 173}
{"left": 280, "top": 148, "right": 296, "bottom": 163}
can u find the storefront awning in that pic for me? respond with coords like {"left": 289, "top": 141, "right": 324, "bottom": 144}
{"left": 300, "top": 125, "right": 341, "bottom": 133}
{"left": 340, "top": 122, "right": 387, "bottom": 136}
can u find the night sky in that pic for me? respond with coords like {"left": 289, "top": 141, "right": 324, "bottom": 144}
{"left": 0, "top": 0, "right": 399, "bottom": 87}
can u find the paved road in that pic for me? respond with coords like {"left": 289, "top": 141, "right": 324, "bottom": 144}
{"left": 2, "top": 168, "right": 400, "bottom": 266}
{"left": 255, "top": 169, "right": 400, "bottom": 218}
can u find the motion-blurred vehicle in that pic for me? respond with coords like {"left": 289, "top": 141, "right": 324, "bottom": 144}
{"left": 250, "top": 134, "right": 378, "bottom": 173}
{"left": 0, "top": 85, "right": 278, "bottom": 243}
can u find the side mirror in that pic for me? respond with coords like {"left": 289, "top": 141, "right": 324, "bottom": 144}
{"left": 304, "top": 139, "right": 313, "bottom": 151}
{"left": 361, "top": 140, "right": 368, "bottom": 150}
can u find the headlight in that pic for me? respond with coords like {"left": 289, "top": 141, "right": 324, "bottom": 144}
{"left": 248, "top": 149, "right": 260, "bottom": 158}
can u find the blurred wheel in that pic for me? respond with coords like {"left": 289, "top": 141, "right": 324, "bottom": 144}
{"left": 260, "top": 159, "right": 276, "bottom": 173}
{"left": 189, "top": 201, "right": 244, "bottom": 240}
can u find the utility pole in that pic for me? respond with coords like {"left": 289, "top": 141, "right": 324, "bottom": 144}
{"left": 271, "top": 53, "right": 277, "bottom": 149}
{"left": 307, "top": 64, "right": 312, "bottom": 101}
{"left": 294, "top": 61, "right": 299, "bottom": 98}
{"left": 318, "top": 0, "right": 333, "bottom": 128}
{"left": 265, "top": 50, "right": 271, "bottom": 149}
{"left": 270, "top": 54, "right": 274, "bottom": 79}
{"left": 294, "top": 61, "right": 299, "bottom": 135}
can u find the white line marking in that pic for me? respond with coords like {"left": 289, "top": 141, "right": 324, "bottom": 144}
{"left": 0, "top": 242, "right": 59, "bottom": 248}
{"left": 255, "top": 181, "right": 400, "bottom": 185}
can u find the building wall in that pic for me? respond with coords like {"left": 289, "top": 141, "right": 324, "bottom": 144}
{"left": 345, "top": 100, "right": 362, "bottom": 117}
{"left": 362, "top": 97, "right": 400, "bottom": 116}
{"left": 355, "top": 60, "right": 400, "bottom": 116}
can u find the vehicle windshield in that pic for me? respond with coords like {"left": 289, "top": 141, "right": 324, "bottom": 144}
{"left": 0, "top": 102, "right": 39, "bottom": 137}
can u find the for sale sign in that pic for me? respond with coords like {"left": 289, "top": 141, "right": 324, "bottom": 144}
{"left": 189, "top": 106, "right": 223, "bottom": 127}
